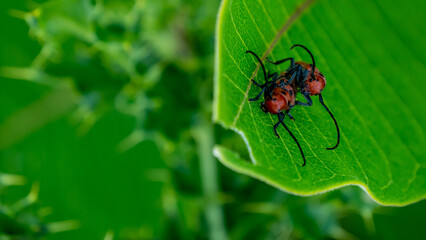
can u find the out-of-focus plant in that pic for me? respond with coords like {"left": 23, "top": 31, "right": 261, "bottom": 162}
{"left": 18, "top": 0, "right": 160, "bottom": 136}
{"left": 7, "top": 0, "right": 225, "bottom": 238}
{"left": 0, "top": 173, "right": 78, "bottom": 239}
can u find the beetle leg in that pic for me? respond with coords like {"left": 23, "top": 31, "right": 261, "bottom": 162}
{"left": 249, "top": 86, "right": 267, "bottom": 102}
{"left": 267, "top": 72, "right": 278, "bottom": 81}
{"left": 272, "top": 112, "right": 306, "bottom": 166}
{"left": 286, "top": 111, "right": 295, "bottom": 121}
{"left": 267, "top": 57, "right": 295, "bottom": 69}
{"left": 296, "top": 93, "right": 313, "bottom": 106}
{"left": 273, "top": 113, "right": 285, "bottom": 138}
{"left": 280, "top": 118, "right": 306, "bottom": 166}
{"left": 251, "top": 79, "right": 263, "bottom": 88}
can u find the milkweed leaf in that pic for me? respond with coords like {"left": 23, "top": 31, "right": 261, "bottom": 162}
{"left": 214, "top": 0, "right": 426, "bottom": 205}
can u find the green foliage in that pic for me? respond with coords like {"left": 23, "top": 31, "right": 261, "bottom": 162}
{"left": 214, "top": 0, "right": 426, "bottom": 205}
{"left": 0, "top": 175, "right": 78, "bottom": 238}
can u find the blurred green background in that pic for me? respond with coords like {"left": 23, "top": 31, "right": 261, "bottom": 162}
{"left": 0, "top": 0, "right": 425, "bottom": 239}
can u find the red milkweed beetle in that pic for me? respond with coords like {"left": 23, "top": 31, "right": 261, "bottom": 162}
{"left": 246, "top": 50, "right": 306, "bottom": 166}
{"left": 246, "top": 45, "right": 340, "bottom": 166}
{"left": 267, "top": 44, "right": 340, "bottom": 150}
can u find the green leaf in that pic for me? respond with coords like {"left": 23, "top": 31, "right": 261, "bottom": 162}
{"left": 213, "top": 0, "right": 426, "bottom": 205}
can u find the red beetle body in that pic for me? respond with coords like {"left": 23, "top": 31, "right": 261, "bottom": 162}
{"left": 295, "top": 61, "right": 326, "bottom": 95}
{"left": 262, "top": 80, "right": 296, "bottom": 114}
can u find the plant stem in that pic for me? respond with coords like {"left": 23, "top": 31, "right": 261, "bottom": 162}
{"left": 193, "top": 115, "right": 227, "bottom": 240}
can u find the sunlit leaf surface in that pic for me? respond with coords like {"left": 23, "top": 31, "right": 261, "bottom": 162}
{"left": 214, "top": 0, "right": 426, "bottom": 205}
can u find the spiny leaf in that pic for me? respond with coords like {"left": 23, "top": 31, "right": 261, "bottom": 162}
{"left": 213, "top": 0, "right": 426, "bottom": 205}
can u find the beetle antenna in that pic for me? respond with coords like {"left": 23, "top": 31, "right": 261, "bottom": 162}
{"left": 246, "top": 51, "right": 269, "bottom": 86}
{"left": 319, "top": 94, "right": 340, "bottom": 150}
{"left": 291, "top": 44, "right": 316, "bottom": 78}
{"left": 279, "top": 114, "right": 306, "bottom": 166}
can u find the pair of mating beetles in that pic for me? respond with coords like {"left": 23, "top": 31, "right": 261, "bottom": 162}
{"left": 246, "top": 44, "right": 340, "bottom": 166}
